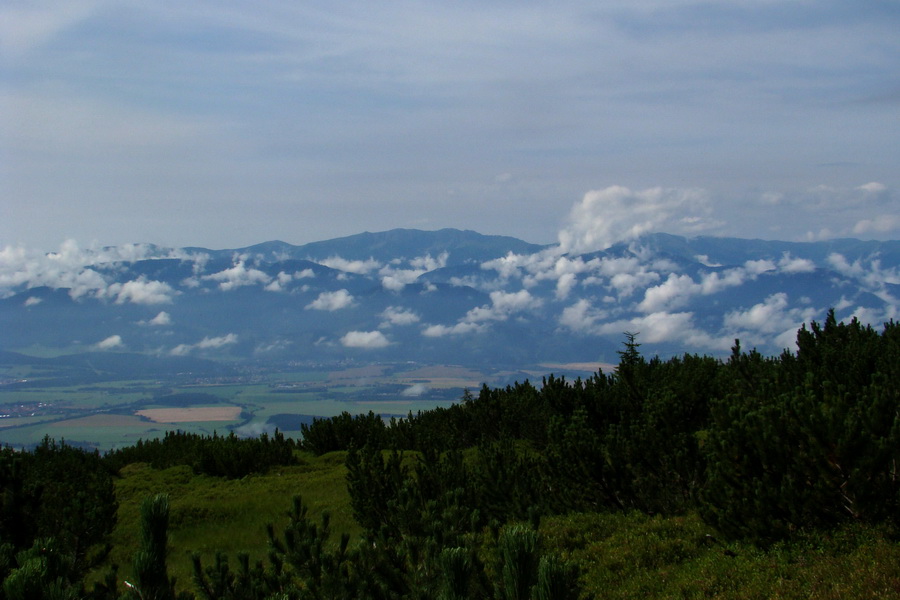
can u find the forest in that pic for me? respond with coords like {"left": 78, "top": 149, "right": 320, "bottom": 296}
{"left": 1, "top": 310, "right": 899, "bottom": 599}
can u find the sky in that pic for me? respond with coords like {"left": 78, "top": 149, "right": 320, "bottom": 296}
{"left": 2, "top": 0, "right": 899, "bottom": 252}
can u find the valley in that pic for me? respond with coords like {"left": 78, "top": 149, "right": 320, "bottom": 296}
{"left": 0, "top": 352, "right": 600, "bottom": 450}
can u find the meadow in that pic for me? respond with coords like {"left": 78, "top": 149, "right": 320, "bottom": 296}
{"left": 101, "top": 448, "right": 900, "bottom": 599}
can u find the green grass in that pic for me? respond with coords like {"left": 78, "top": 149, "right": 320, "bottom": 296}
{"left": 541, "top": 512, "right": 900, "bottom": 600}
{"left": 89, "top": 452, "right": 900, "bottom": 599}
{"left": 98, "top": 450, "right": 357, "bottom": 595}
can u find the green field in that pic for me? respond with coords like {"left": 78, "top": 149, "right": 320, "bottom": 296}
{"left": 0, "top": 360, "right": 534, "bottom": 450}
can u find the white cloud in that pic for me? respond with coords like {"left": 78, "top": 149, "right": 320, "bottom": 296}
{"left": 852, "top": 215, "right": 900, "bottom": 236}
{"left": 422, "top": 288, "right": 541, "bottom": 337}
{"left": 169, "top": 344, "right": 192, "bottom": 356}
{"left": 724, "top": 293, "right": 792, "bottom": 334}
{"left": 422, "top": 322, "right": 487, "bottom": 337}
{"left": 637, "top": 274, "right": 698, "bottom": 313}
{"left": 254, "top": 339, "right": 292, "bottom": 354}
{"left": 380, "top": 306, "right": 420, "bottom": 327}
{"left": 487, "top": 289, "right": 542, "bottom": 316}
{"left": 341, "top": 330, "right": 390, "bottom": 349}
{"left": 24, "top": 296, "right": 42, "bottom": 306}
{"left": 723, "top": 294, "right": 821, "bottom": 350}
{"left": 145, "top": 311, "right": 172, "bottom": 326}
{"left": 171, "top": 332, "right": 238, "bottom": 355}
{"left": 96, "top": 334, "right": 123, "bottom": 350}
{"left": 559, "top": 298, "right": 737, "bottom": 352}
{"left": 203, "top": 261, "right": 271, "bottom": 291}
{"left": 555, "top": 272, "right": 577, "bottom": 300}
{"left": 264, "top": 270, "right": 295, "bottom": 292}
{"left": 558, "top": 186, "right": 718, "bottom": 254}
{"left": 559, "top": 299, "right": 605, "bottom": 331}
{"left": 196, "top": 333, "right": 238, "bottom": 349}
{"left": 105, "top": 277, "right": 175, "bottom": 304}
{"left": 319, "top": 256, "right": 381, "bottom": 274}
{"left": 858, "top": 182, "right": 887, "bottom": 194}
{"left": 305, "top": 289, "right": 354, "bottom": 311}
{"left": 401, "top": 383, "right": 428, "bottom": 397}
{"left": 742, "top": 259, "right": 776, "bottom": 275}
{"left": 379, "top": 252, "right": 449, "bottom": 291}
{"left": 0, "top": 240, "right": 207, "bottom": 302}
{"left": 778, "top": 253, "right": 816, "bottom": 274}
{"left": 381, "top": 274, "right": 414, "bottom": 292}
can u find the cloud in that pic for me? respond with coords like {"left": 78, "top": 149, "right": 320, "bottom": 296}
{"left": 558, "top": 297, "right": 740, "bottom": 352}
{"left": 169, "top": 344, "right": 192, "bottom": 356}
{"left": 170, "top": 333, "right": 238, "bottom": 355}
{"left": 462, "top": 289, "right": 541, "bottom": 323}
{"left": 380, "top": 306, "right": 420, "bottom": 327}
{"left": 140, "top": 311, "right": 172, "bottom": 326}
{"left": 380, "top": 252, "right": 449, "bottom": 291}
{"left": 319, "top": 256, "right": 381, "bottom": 275}
{"left": 340, "top": 330, "right": 390, "bottom": 349}
{"left": 421, "top": 289, "right": 541, "bottom": 337}
{"left": 724, "top": 293, "right": 793, "bottom": 334}
{"left": 0, "top": 1, "right": 101, "bottom": 58}
{"left": 858, "top": 182, "right": 887, "bottom": 194}
{"left": 96, "top": 334, "right": 123, "bottom": 350}
{"left": 778, "top": 253, "right": 816, "bottom": 274}
{"left": 105, "top": 277, "right": 175, "bottom": 304}
{"left": 565, "top": 307, "right": 720, "bottom": 348}
{"left": 196, "top": 333, "right": 238, "bottom": 349}
{"left": 24, "top": 296, "right": 42, "bottom": 307}
{"left": 305, "top": 289, "right": 354, "bottom": 311}
{"left": 203, "top": 260, "right": 271, "bottom": 291}
{"left": 558, "top": 186, "right": 719, "bottom": 254}
{"left": 852, "top": 215, "right": 900, "bottom": 236}
{"left": 486, "top": 290, "right": 542, "bottom": 317}
{"left": 637, "top": 274, "right": 698, "bottom": 313}
{"left": 233, "top": 422, "right": 275, "bottom": 438}
{"left": 422, "top": 322, "right": 487, "bottom": 337}
{"left": 0, "top": 240, "right": 202, "bottom": 300}
{"left": 264, "top": 271, "right": 295, "bottom": 292}
{"left": 401, "top": 383, "right": 428, "bottom": 397}
{"left": 723, "top": 293, "right": 820, "bottom": 349}
{"left": 559, "top": 299, "right": 606, "bottom": 332}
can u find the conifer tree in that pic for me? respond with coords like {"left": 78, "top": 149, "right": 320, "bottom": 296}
{"left": 496, "top": 525, "right": 540, "bottom": 600}
{"left": 530, "top": 554, "right": 581, "bottom": 600}
{"left": 127, "top": 494, "right": 179, "bottom": 600}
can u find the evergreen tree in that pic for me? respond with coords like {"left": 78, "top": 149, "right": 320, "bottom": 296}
{"left": 127, "top": 494, "right": 180, "bottom": 600}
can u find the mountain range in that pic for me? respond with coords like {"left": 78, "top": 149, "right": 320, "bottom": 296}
{"left": 1, "top": 229, "right": 898, "bottom": 369}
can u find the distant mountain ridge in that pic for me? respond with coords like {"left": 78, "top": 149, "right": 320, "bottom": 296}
{"left": 187, "top": 228, "right": 549, "bottom": 266}
{"left": 1, "top": 229, "right": 897, "bottom": 367}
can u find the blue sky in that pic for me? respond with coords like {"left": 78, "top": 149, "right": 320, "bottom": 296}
{"left": 2, "top": 1, "right": 899, "bottom": 251}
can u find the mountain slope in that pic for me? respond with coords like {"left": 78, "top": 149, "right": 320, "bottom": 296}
{"left": 1, "top": 229, "right": 897, "bottom": 366}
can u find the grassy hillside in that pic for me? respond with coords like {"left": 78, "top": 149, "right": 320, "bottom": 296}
{"left": 99, "top": 456, "right": 900, "bottom": 599}
{"left": 540, "top": 512, "right": 900, "bottom": 599}
{"left": 100, "top": 450, "right": 359, "bottom": 593}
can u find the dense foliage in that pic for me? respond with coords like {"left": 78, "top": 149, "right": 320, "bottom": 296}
{"left": 104, "top": 430, "right": 297, "bottom": 479}
{"left": 331, "top": 311, "right": 900, "bottom": 544}
{"left": 0, "top": 437, "right": 118, "bottom": 599}
{"left": 0, "top": 311, "right": 897, "bottom": 597}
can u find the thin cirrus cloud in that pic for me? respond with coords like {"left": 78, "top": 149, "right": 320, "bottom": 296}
{"left": 1, "top": 2, "right": 897, "bottom": 250}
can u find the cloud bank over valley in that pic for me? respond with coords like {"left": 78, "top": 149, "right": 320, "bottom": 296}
{"left": 1, "top": 221, "right": 897, "bottom": 366}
